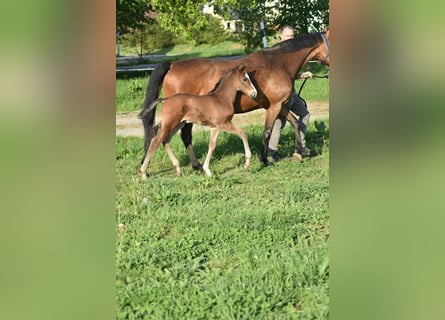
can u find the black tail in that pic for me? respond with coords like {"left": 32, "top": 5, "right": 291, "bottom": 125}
{"left": 140, "top": 61, "right": 171, "bottom": 152}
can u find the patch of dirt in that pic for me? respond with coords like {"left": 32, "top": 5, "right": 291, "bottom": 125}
{"left": 116, "top": 102, "right": 329, "bottom": 137}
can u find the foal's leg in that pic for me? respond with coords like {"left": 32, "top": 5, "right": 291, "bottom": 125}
{"left": 202, "top": 128, "right": 219, "bottom": 176}
{"left": 218, "top": 122, "right": 252, "bottom": 170}
{"left": 139, "top": 131, "right": 166, "bottom": 180}
{"left": 162, "top": 128, "right": 183, "bottom": 176}
{"left": 163, "top": 142, "right": 181, "bottom": 176}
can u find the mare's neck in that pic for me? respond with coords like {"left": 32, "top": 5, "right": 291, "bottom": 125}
{"left": 278, "top": 41, "right": 321, "bottom": 79}
{"left": 285, "top": 47, "right": 317, "bottom": 79}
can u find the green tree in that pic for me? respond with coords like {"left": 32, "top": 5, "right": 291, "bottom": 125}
{"left": 191, "top": 14, "right": 232, "bottom": 45}
{"left": 116, "top": 0, "right": 151, "bottom": 33}
{"left": 121, "top": 22, "right": 176, "bottom": 59}
{"left": 117, "top": 1, "right": 210, "bottom": 44}
{"left": 214, "top": 0, "right": 329, "bottom": 52}
{"left": 228, "top": 0, "right": 272, "bottom": 52}
{"left": 116, "top": 0, "right": 329, "bottom": 51}
{"left": 274, "top": 0, "right": 329, "bottom": 35}
{"left": 148, "top": 0, "right": 209, "bottom": 44}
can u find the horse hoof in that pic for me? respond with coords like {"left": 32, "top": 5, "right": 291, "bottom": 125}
{"left": 292, "top": 152, "right": 303, "bottom": 162}
{"left": 263, "top": 161, "right": 274, "bottom": 167}
{"left": 243, "top": 158, "right": 251, "bottom": 170}
{"left": 138, "top": 170, "right": 147, "bottom": 181}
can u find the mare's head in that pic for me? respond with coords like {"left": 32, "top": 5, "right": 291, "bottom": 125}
{"left": 312, "top": 29, "right": 330, "bottom": 66}
{"left": 270, "top": 29, "right": 330, "bottom": 67}
{"left": 232, "top": 63, "right": 257, "bottom": 99}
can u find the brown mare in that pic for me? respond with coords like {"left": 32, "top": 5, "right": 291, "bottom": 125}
{"left": 138, "top": 63, "right": 258, "bottom": 179}
{"left": 140, "top": 30, "right": 330, "bottom": 168}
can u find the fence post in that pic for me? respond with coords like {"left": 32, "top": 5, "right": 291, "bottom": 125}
{"left": 260, "top": 20, "right": 268, "bottom": 48}
{"left": 116, "top": 31, "right": 121, "bottom": 57}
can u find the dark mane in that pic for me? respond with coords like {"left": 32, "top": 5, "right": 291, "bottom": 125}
{"left": 267, "top": 32, "right": 322, "bottom": 54}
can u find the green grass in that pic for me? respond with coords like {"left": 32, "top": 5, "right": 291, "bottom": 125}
{"left": 294, "top": 76, "right": 329, "bottom": 103}
{"left": 152, "top": 41, "right": 245, "bottom": 58}
{"left": 116, "top": 77, "right": 149, "bottom": 113}
{"left": 118, "top": 41, "right": 245, "bottom": 64}
{"left": 116, "top": 76, "right": 329, "bottom": 114}
{"left": 116, "top": 122, "right": 329, "bottom": 319}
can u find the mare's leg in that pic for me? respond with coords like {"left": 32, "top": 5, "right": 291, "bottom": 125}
{"left": 180, "top": 123, "right": 202, "bottom": 170}
{"left": 202, "top": 128, "right": 219, "bottom": 176}
{"left": 218, "top": 122, "right": 252, "bottom": 170}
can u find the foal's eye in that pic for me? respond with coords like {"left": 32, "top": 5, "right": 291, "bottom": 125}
{"left": 242, "top": 78, "right": 247, "bottom": 81}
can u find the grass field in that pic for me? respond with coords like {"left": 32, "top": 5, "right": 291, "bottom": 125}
{"left": 116, "top": 37, "right": 330, "bottom": 318}
{"left": 116, "top": 122, "right": 329, "bottom": 319}
{"left": 118, "top": 41, "right": 245, "bottom": 64}
{"left": 150, "top": 41, "right": 245, "bottom": 59}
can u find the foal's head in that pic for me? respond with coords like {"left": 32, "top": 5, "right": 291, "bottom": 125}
{"left": 232, "top": 63, "right": 257, "bottom": 99}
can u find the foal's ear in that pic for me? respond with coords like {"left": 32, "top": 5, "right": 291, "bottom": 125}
{"left": 238, "top": 63, "right": 247, "bottom": 72}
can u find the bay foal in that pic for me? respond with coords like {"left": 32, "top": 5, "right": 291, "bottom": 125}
{"left": 138, "top": 63, "right": 257, "bottom": 179}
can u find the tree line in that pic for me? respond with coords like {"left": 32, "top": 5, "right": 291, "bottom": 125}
{"left": 117, "top": 0, "right": 329, "bottom": 52}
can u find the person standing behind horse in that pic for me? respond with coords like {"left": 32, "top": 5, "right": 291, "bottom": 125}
{"left": 268, "top": 25, "right": 317, "bottom": 161}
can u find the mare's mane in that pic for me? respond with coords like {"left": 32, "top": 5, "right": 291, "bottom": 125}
{"left": 267, "top": 32, "right": 322, "bottom": 54}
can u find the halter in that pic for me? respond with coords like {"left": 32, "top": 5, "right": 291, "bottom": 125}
{"left": 320, "top": 32, "right": 330, "bottom": 65}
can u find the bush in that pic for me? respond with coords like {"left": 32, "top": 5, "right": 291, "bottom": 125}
{"left": 144, "top": 23, "right": 176, "bottom": 50}
{"left": 120, "top": 22, "right": 177, "bottom": 56}
{"left": 191, "top": 14, "right": 232, "bottom": 45}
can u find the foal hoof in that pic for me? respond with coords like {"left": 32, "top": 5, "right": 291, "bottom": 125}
{"left": 202, "top": 166, "right": 212, "bottom": 176}
{"left": 138, "top": 170, "right": 147, "bottom": 181}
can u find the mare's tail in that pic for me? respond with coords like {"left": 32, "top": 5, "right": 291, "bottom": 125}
{"left": 139, "top": 61, "right": 171, "bottom": 152}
